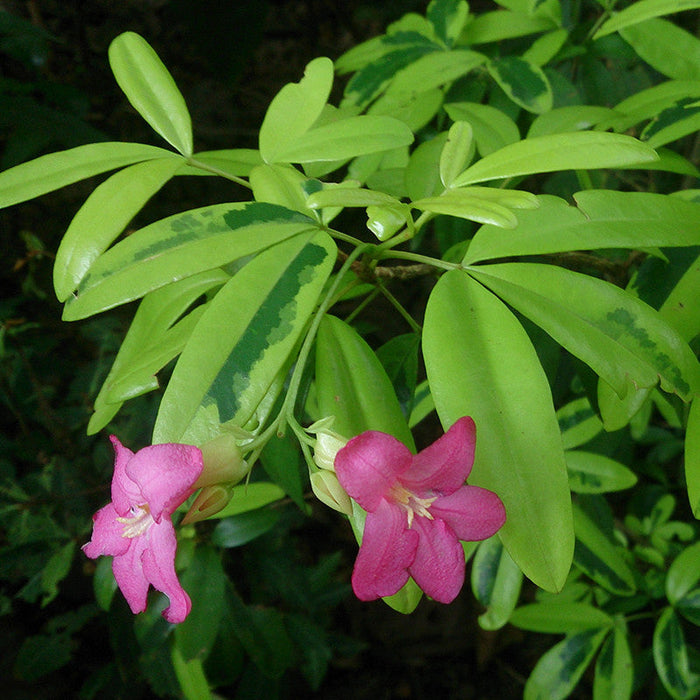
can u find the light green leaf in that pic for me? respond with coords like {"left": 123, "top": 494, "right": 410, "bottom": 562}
{"left": 573, "top": 503, "right": 636, "bottom": 596}
{"left": 210, "top": 510, "right": 281, "bottom": 548}
{"left": 154, "top": 232, "right": 336, "bottom": 445}
{"left": 524, "top": 627, "right": 609, "bottom": 700}
{"left": 528, "top": 106, "right": 620, "bottom": 137}
{"left": 685, "top": 400, "right": 700, "bottom": 517}
{"left": 466, "top": 190, "right": 700, "bottom": 264}
{"left": 511, "top": 602, "right": 613, "bottom": 634}
{"left": 250, "top": 164, "right": 312, "bottom": 214}
{"left": 440, "top": 121, "right": 475, "bottom": 188}
{"left": 469, "top": 262, "right": 700, "bottom": 400}
{"left": 465, "top": 10, "right": 556, "bottom": 44}
{"left": 405, "top": 133, "right": 448, "bottom": 200}
{"left": 259, "top": 57, "right": 334, "bottom": 163}
{"left": 54, "top": 156, "right": 183, "bottom": 301}
{"left": 452, "top": 132, "right": 658, "bottom": 187}
{"left": 471, "top": 536, "right": 523, "bottom": 630}
{"left": 667, "top": 541, "right": 700, "bottom": 605}
{"left": 423, "top": 270, "right": 573, "bottom": 592}
{"left": 653, "top": 607, "right": 700, "bottom": 700}
{"left": 487, "top": 56, "right": 553, "bottom": 114}
{"left": 208, "top": 483, "right": 286, "bottom": 519}
{"left": 444, "top": 102, "right": 520, "bottom": 155}
{"left": 62, "top": 202, "right": 318, "bottom": 320}
{"left": 557, "top": 397, "right": 603, "bottom": 450}
{"left": 566, "top": 451, "right": 638, "bottom": 494}
{"left": 109, "top": 32, "right": 193, "bottom": 156}
{"left": 171, "top": 647, "right": 211, "bottom": 700}
{"left": 271, "top": 115, "right": 414, "bottom": 164}
{"left": 368, "top": 87, "right": 444, "bottom": 132}
{"left": 593, "top": 620, "right": 634, "bottom": 700}
{"left": 427, "top": 0, "right": 469, "bottom": 46}
{"left": 642, "top": 97, "right": 700, "bottom": 149}
{"left": 621, "top": 18, "right": 700, "bottom": 82}
{"left": 40, "top": 542, "right": 75, "bottom": 607}
{"left": 522, "top": 28, "right": 568, "bottom": 66}
{"left": 307, "top": 186, "right": 403, "bottom": 210}
{"left": 315, "top": 315, "right": 414, "bottom": 447}
{"left": 0, "top": 141, "right": 172, "bottom": 209}
{"left": 595, "top": 0, "right": 700, "bottom": 39}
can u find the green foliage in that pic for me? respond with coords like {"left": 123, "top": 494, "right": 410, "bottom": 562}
{"left": 2, "top": 0, "right": 700, "bottom": 697}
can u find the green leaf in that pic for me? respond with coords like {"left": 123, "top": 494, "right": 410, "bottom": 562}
{"left": 511, "top": 602, "right": 613, "bottom": 634}
{"left": 440, "top": 121, "right": 475, "bottom": 188}
{"left": 315, "top": 315, "right": 414, "bottom": 447}
{"left": 259, "top": 57, "right": 333, "bottom": 163}
{"left": 405, "top": 133, "right": 448, "bottom": 200}
{"left": 653, "top": 607, "right": 700, "bottom": 700}
{"left": 423, "top": 270, "right": 573, "bottom": 592}
{"left": 667, "top": 541, "right": 700, "bottom": 605}
{"left": 468, "top": 262, "right": 700, "bottom": 400}
{"left": 524, "top": 627, "right": 609, "bottom": 700}
{"left": 557, "top": 397, "right": 603, "bottom": 450}
{"left": 595, "top": 0, "right": 700, "bottom": 39}
{"left": 40, "top": 541, "right": 75, "bottom": 607}
{"left": 452, "top": 132, "right": 658, "bottom": 187}
{"left": 464, "top": 191, "right": 700, "bottom": 264}
{"left": 209, "top": 483, "right": 286, "bottom": 519}
{"left": 175, "top": 546, "right": 225, "bottom": 661}
{"left": 154, "top": 232, "right": 335, "bottom": 444}
{"left": 250, "top": 164, "right": 313, "bottom": 214}
{"left": 685, "top": 400, "right": 700, "bottom": 517}
{"left": 211, "top": 510, "right": 281, "bottom": 548}
{"left": 185, "top": 149, "right": 262, "bottom": 177}
{"left": 109, "top": 32, "right": 193, "bottom": 156}
{"left": 572, "top": 503, "right": 636, "bottom": 596}
{"left": 171, "top": 646, "right": 211, "bottom": 700}
{"left": 465, "top": 9, "right": 556, "bottom": 44}
{"left": 621, "top": 18, "right": 700, "bottom": 82}
{"left": 528, "top": 106, "right": 619, "bottom": 138}
{"left": 444, "top": 102, "right": 520, "bottom": 155}
{"left": 62, "top": 202, "right": 318, "bottom": 320}
{"left": 376, "top": 333, "right": 420, "bottom": 419}
{"left": 54, "top": 156, "right": 183, "bottom": 300}
{"left": 642, "top": 97, "right": 700, "bottom": 149}
{"left": 260, "top": 433, "right": 308, "bottom": 510}
{"left": 566, "top": 451, "right": 638, "bottom": 494}
{"left": 427, "top": 0, "right": 469, "bottom": 46}
{"left": 271, "top": 115, "right": 414, "bottom": 164}
{"left": 0, "top": 141, "right": 172, "bottom": 209}
{"left": 471, "top": 536, "right": 523, "bottom": 630}
{"left": 593, "top": 620, "right": 634, "bottom": 700}
{"left": 92, "top": 556, "right": 118, "bottom": 612}
{"left": 487, "top": 56, "right": 553, "bottom": 114}
{"left": 522, "top": 28, "right": 568, "bottom": 66}
{"left": 306, "top": 186, "right": 403, "bottom": 211}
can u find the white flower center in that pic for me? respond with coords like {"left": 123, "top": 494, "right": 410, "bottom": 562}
{"left": 390, "top": 484, "right": 438, "bottom": 528}
{"left": 116, "top": 504, "right": 154, "bottom": 538}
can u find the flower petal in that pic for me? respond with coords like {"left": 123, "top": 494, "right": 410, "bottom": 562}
{"left": 351, "top": 499, "right": 418, "bottom": 601}
{"left": 409, "top": 516, "right": 465, "bottom": 603}
{"left": 82, "top": 502, "right": 130, "bottom": 559}
{"left": 401, "top": 417, "right": 476, "bottom": 495}
{"left": 109, "top": 435, "right": 140, "bottom": 516}
{"left": 335, "top": 431, "right": 412, "bottom": 511}
{"left": 431, "top": 486, "right": 506, "bottom": 542}
{"left": 112, "top": 536, "right": 150, "bottom": 615}
{"left": 141, "top": 519, "right": 191, "bottom": 623}
{"left": 126, "top": 443, "right": 203, "bottom": 520}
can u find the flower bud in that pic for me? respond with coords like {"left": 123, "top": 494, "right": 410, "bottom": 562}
{"left": 311, "top": 471, "right": 353, "bottom": 515}
{"left": 194, "top": 433, "right": 248, "bottom": 490}
{"left": 312, "top": 429, "right": 348, "bottom": 472}
{"left": 182, "top": 485, "right": 232, "bottom": 524}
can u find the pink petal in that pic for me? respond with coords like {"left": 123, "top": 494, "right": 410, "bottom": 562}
{"left": 82, "top": 503, "right": 131, "bottom": 559}
{"left": 109, "top": 435, "right": 140, "bottom": 516}
{"left": 351, "top": 499, "right": 419, "bottom": 601}
{"left": 335, "top": 431, "right": 412, "bottom": 512}
{"left": 401, "top": 417, "right": 476, "bottom": 496}
{"left": 409, "top": 516, "right": 465, "bottom": 603}
{"left": 141, "top": 519, "right": 191, "bottom": 623}
{"left": 112, "top": 536, "right": 150, "bottom": 615}
{"left": 431, "top": 486, "right": 506, "bottom": 541}
{"left": 125, "top": 443, "right": 203, "bottom": 520}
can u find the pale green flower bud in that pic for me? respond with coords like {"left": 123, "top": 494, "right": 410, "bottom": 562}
{"left": 194, "top": 433, "right": 248, "bottom": 490}
{"left": 312, "top": 429, "right": 348, "bottom": 472}
{"left": 182, "top": 485, "right": 232, "bottom": 524}
{"left": 310, "top": 470, "right": 353, "bottom": 515}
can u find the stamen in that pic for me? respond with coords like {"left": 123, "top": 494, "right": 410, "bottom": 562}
{"left": 389, "top": 484, "right": 438, "bottom": 528}
{"left": 116, "top": 504, "right": 154, "bottom": 538}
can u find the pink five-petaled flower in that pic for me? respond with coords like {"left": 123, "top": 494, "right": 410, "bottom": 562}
{"left": 334, "top": 417, "right": 506, "bottom": 604}
{"left": 82, "top": 435, "right": 203, "bottom": 623}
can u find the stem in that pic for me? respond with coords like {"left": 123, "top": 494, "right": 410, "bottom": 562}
{"left": 379, "top": 284, "right": 422, "bottom": 333}
{"left": 185, "top": 157, "right": 252, "bottom": 189}
{"left": 377, "top": 248, "right": 460, "bottom": 272}
{"left": 575, "top": 169, "right": 595, "bottom": 191}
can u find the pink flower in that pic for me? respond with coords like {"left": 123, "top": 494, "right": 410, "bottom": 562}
{"left": 83, "top": 435, "right": 203, "bottom": 623}
{"left": 334, "top": 417, "right": 506, "bottom": 603}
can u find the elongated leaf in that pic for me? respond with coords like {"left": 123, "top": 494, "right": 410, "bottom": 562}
{"left": 62, "top": 203, "right": 319, "bottom": 320}
{"left": 427, "top": 0, "right": 469, "bottom": 46}
{"left": 0, "top": 141, "right": 172, "bottom": 209}
{"left": 595, "top": 0, "right": 700, "bottom": 39}
{"left": 315, "top": 315, "right": 414, "bottom": 448}
{"left": 686, "top": 400, "right": 700, "bottom": 517}
{"left": 524, "top": 628, "right": 609, "bottom": 700}
{"left": 667, "top": 541, "right": 700, "bottom": 605}
{"left": 154, "top": 232, "right": 336, "bottom": 444}
{"left": 452, "top": 132, "right": 658, "bottom": 187}
{"left": 511, "top": 602, "right": 613, "bottom": 634}
{"left": 465, "top": 191, "right": 700, "bottom": 264}
{"left": 465, "top": 10, "right": 556, "bottom": 44}
{"left": 412, "top": 192, "right": 518, "bottom": 227}
{"left": 211, "top": 510, "right": 281, "bottom": 548}
{"left": 593, "top": 620, "right": 633, "bottom": 700}
{"left": 471, "top": 537, "right": 523, "bottom": 630}
{"left": 171, "top": 647, "right": 211, "bottom": 700}
{"left": 653, "top": 607, "right": 700, "bottom": 700}
{"left": 109, "top": 32, "right": 193, "bottom": 156}
{"left": 88, "top": 269, "right": 229, "bottom": 434}
{"left": 566, "top": 451, "right": 637, "bottom": 494}
{"left": 488, "top": 56, "right": 553, "bottom": 113}
{"left": 557, "top": 397, "right": 603, "bottom": 450}
{"left": 643, "top": 97, "right": 700, "bottom": 148}
{"left": 423, "top": 270, "right": 573, "bottom": 592}
{"left": 440, "top": 122, "right": 475, "bottom": 188}
{"left": 523, "top": 28, "right": 568, "bottom": 66}
{"left": 444, "top": 102, "right": 520, "bottom": 155}
{"left": 259, "top": 57, "right": 333, "bottom": 163}
{"left": 209, "top": 483, "right": 286, "bottom": 519}
{"left": 54, "top": 156, "right": 183, "bottom": 300}
{"left": 468, "top": 263, "right": 700, "bottom": 400}
{"left": 307, "top": 186, "right": 402, "bottom": 210}
{"left": 528, "top": 106, "right": 619, "bottom": 137}
{"left": 272, "top": 115, "right": 414, "bottom": 164}
{"left": 573, "top": 503, "right": 636, "bottom": 596}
